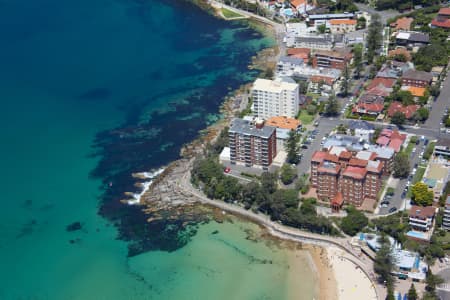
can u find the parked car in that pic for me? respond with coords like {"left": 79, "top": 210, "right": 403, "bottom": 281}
{"left": 224, "top": 167, "right": 231, "bottom": 174}
{"left": 389, "top": 207, "right": 397, "bottom": 213}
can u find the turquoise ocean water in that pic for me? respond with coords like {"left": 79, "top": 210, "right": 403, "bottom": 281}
{"left": 0, "top": 0, "right": 317, "bottom": 299}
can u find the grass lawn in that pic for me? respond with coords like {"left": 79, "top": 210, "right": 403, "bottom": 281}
{"left": 297, "top": 110, "right": 315, "bottom": 125}
{"left": 221, "top": 8, "right": 243, "bottom": 19}
{"left": 404, "top": 141, "right": 415, "bottom": 156}
{"left": 436, "top": 231, "right": 450, "bottom": 245}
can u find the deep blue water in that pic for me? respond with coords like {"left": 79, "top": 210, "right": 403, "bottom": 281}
{"left": 0, "top": 0, "right": 275, "bottom": 298}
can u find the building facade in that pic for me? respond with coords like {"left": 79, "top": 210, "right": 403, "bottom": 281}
{"left": 228, "top": 118, "right": 277, "bottom": 169}
{"left": 409, "top": 205, "right": 436, "bottom": 232}
{"left": 312, "top": 49, "right": 352, "bottom": 70}
{"left": 311, "top": 148, "right": 384, "bottom": 207}
{"left": 252, "top": 78, "right": 300, "bottom": 120}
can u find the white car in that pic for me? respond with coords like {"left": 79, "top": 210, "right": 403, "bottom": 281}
{"left": 412, "top": 147, "right": 417, "bottom": 153}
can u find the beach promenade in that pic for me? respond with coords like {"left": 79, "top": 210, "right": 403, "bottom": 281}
{"left": 176, "top": 157, "right": 385, "bottom": 300}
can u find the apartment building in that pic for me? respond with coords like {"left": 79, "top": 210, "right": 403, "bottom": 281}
{"left": 401, "top": 70, "right": 433, "bottom": 88}
{"left": 228, "top": 118, "right": 277, "bottom": 170}
{"left": 311, "top": 147, "right": 384, "bottom": 207}
{"left": 409, "top": 205, "right": 436, "bottom": 232}
{"left": 252, "top": 78, "right": 300, "bottom": 120}
{"left": 312, "top": 49, "right": 352, "bottom": 70}
{"left": 329, "top": 19, "right": 357, "bottom": 34}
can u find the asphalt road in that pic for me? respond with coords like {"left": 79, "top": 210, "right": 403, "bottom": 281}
{"left": 425, "top": 74, "right": 450, "bottom": 131}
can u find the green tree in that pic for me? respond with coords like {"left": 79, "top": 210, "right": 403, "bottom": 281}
{"left": 340, "top": 206, "right": 369, "bottom": 236}
{"left": 286, "top": 130, "right": 300, "bottom": 165}
{"left": 386, "top": 287, "right": 395, "bottom": 300}
{"left": 280, "top": 163, "right": 297, "bottom": 185}
{"left": 411, "top": 182, "right": 434, "bottom": 206}
{"left": 374, "top": 234, "right": 395, "bottom": 288}
{"left": 261, "top": 172, "right": 278, "bottom": 195}
{"left": 413, "top": 44, "right": 449, "bottom": 72}
{"left": 366, "top": 14, "right": 383, "bottom": 64}
{"left": 407, "top": 283, "right": 418, "bottom": 300}
{"left": 391, "top": 112, "right": 406, "bottom": 127}
{"left": 352, "top": 44, "right": 363, "bottom": 79}
{"left": 317, "top": 24, "right": 327, "bottom": 34}
{"left": 425, "top": 269, "right": 444, "bottom": 296}
{"left": 340, "top": 64, "right": 350, "bottom": 97}
{"left": 300, "top": 197, "right": 317, "bottom": 215}
{"left": 393, "top": 152, "right": 410, "bottom": 178}
{"left": 324, "top": 95, "right": 339, "bottom": 116}
{"left": 357, "top": 17, "right": 366, "bottom": 29}
{"left": 413, "top": 107, "right": 429, "bottom": 122}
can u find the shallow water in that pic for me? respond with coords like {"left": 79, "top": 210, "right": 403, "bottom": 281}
{"left": 0, "top": 0, "right": 317, "bottom": 298}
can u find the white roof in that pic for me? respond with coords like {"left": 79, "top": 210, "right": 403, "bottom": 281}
{"left": 396, "top": 32, "right": 410, "bottom": 40}
{"left": 253, "top": 78, "right": 298, "bottom": 93}
{"left": 329, "top": 146, "right": 347, "bottom": 156}
{"left": 393, "top": 249, "right": 417, "bottom": 269}
{"left": 356, "top": 150, "right": 373, "bottom": 161}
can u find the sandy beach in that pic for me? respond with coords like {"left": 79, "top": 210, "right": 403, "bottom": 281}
{"left": 327, "top": 246, "right": 377, "bottom": 300}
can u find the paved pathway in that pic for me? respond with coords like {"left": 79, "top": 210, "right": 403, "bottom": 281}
{"left": 177, "top": 158, "right": 385, "bottom": 299}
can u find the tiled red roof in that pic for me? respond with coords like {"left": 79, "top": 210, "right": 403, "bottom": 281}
{"left": 310, "top": 75, "right": 335, "bottom": 86}
{"left": 366, "top": 78, "right": 396, "bottom": 91}
{"left": 409, "top": 205, "right": 436, "bottom": 219}
{"left": 366, "top": 87, "right": 391, "bottom": 97}
{"left": 387, "top": 102, "right": 420, "bottom": 119}
{"left": 343, "top": 166, "right": 367, "bottom": 179}
{"left": 287, "top": 48, "right": 311, "bottom": 56}
{"left": 349, "top": 158, "right": 368, "bottom": 167}
{"left": 339, "top": 151, "right": 352, "bottom": 159}
{"left": 432, "top": 18, "right": 450, "bottom": 28}
{"left": 332, "top": 192, "right": 344, "bottom": 206}
{"left": 439, "top": 7, "right": 450, "bottom": 16}
{"left": 391, "top": 130, "right": 407, "bottom": 142}
{"left": 312, "top": 151, "right": 328, "bottom": 163}
{"left": 376, "top": 136, "right": 390, "bottom": 146}
{"left": 388, "top": 48, "right": 412, "bottom": 61}
{"left": 388, "top": 138, "right": 403, "bottom": 153}
{"left": 390, "top": 17, "right": 413, "bottom": 31}
{"left": 353, "top": 102, "right": 384, "bottom": 114}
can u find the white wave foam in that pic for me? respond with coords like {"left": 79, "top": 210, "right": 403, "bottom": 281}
{"left": 127, "top": 167, "right": 165, "bottom": 205}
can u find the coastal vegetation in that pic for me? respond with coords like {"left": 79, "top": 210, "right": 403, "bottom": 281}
{"left": 191, "top": 128, "right": 339, "bottom": 236}
{"left": 340, "top": 206, "right": 369, "bottom": 236}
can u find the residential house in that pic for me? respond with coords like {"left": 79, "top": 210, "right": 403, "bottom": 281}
{"left": 277, "top": 56, "right": 305, "bottom": 73}
{"left": 401, "top": 70, "right": 433, "bottom": 88}
{"left": 290, "top": 0, "right": 314, "bottom": 14}
{"left": 312, "top": 48, "right": 352, "bottom": 70}
{"left": 409, "top": 205, "right": 436, "bottom": 232}
{"left": 376, "top": 129, "right": 407, "bottom": 153}
{"left": 390, "top": 17, "right": 414, "bottom": 32}
{"left": 431, "top": 7, "right": 450, "bottom": 29}
{"left": 366, "top": 77, "right": 396, "bottom": 91}
{"left": 387, "top": 102, "right": 420, "bottom": 120}
{"left": 252, "top": 78, "right": 300, "bottom": 119}
{"left": 228, "top": 118, "right": 277, "bottom": 169}
{"left": 353, "top": 94, "right": 385, "bottom": 116}
{"left": 348, "top": 120, "right": 375, "bottom": 142}
{"left": 395, "top": 31, "right": 430, "bottom": 48}
{"left": 307, "top": 13, "right": 355, "bottom": 27}
{"left": 434, "top": 138, "right": 450, "bottom": 160}
{"left": 308, "top": 74, "right": 337, "bottom": 95}
{"left": 329, "top": 19, "right": 357, "bottom": 34}
{"left": 292, "top": 35, "right": 333, "bottom": 50}
{"left": 388, "top": 48, "right": 412, "bottom": 61}
{"left": 287, "top": 48, "right": 311, "bottom": 63}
